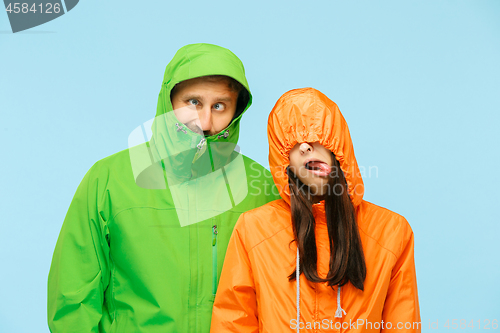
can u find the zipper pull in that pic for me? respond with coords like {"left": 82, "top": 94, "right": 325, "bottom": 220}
{"left": 175, "top": 123, "right": 187, "bottom": 134}
{"left": 197, "top": 137, "right": 207, "bottom": 150}
{"left": 212, "top": 224, "right": 219, "bottom": 295}
{"left": 212, "top": 225, "right": 218, "bottom": 246}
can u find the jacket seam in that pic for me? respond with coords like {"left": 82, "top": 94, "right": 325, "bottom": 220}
{"left": 107, "top": 206, "right": 186, "bottom": 224}
{"left": 107, "top": 206, "right": 242, "bottom": 225}
{"left": 246, "top": 222, "right": 293, "bottom": 254}
{"left": 87, "top": 161, "right": 117, "bottom": 325}
{"left": 357, "top": 226, "right": 398, "bottom": 259}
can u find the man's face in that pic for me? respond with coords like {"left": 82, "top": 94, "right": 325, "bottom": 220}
{"left": 171, "top": 77, "right": 239, "bottom": 136}
{"left": 289, "top": 142, "right": 333, "bottom": 196}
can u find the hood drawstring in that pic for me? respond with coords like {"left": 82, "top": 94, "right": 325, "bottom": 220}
{"left": 296, "top": 247, "right": 300, "bottom": 333}
{"left": 334, "top": 285, "right": 346, "bottom": 318}
{"left": 295, "top": 247, "right": 345, "bottom": 333}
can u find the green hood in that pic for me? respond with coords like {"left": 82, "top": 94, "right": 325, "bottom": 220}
{"left": 156, "top": 43, "right": 252, "bottom": 119}
{"left": 151, "top": 43, "right": 251, "bottom": 159}
{"left": 145, "top": 44, "right": 252, "bottom": 185}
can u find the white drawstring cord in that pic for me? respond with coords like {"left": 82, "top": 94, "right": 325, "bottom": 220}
{"left": 296, "top": 246, "right": 346, "bottom": 333}
{"left": 296, "top": 246, "right": 300, "bottom": 333}
{"left": 334, "top": 285, "right": 346, "bottom": 318}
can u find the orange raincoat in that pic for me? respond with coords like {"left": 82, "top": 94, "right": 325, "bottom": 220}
{"left": 211, "top": 88, "right": 420, "bottom": 332}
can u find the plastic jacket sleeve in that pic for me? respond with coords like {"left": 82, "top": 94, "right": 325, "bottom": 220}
{"left": 210, "top": 214, "right": 259, "bottom": 333}
{"left": 382, "top": 220, "right": 421, "bottom": 332}
{"left": 48, "top": 166, "right": 110, "bottom": 333}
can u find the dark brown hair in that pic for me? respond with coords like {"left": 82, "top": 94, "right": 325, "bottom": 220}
{"left": 287, "top": 153, "right": 366, "bottom": 290}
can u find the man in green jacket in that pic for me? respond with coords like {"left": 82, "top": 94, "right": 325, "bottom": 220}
{"left": 48, "top": 43, "right": 280, "bottom": 333}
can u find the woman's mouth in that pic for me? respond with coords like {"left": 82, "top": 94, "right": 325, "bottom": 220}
{"left": 305, "top": 160, "right": 331, "bottom": 177}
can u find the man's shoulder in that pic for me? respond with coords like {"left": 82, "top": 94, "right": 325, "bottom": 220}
{"left": 96, "top": 145, "right": 135, "bottom": 166}
{"left": 83, "top": 145, "right": 140, "bottom": 182}
{"left": 240, "top": 154, "right": 271, "bottom": 173}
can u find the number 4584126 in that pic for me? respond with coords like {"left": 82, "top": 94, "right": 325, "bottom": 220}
{"left": 444, "top": 319, "right": 498, "bottom": 330}
{"left": 6, "top": 3, "right": 61, "bottom": 14}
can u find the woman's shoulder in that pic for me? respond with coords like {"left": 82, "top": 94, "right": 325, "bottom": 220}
{"left": 232, "top": 199, "right": 293, "bottom": 250}
{"left": 357, "top": 200, "right": 414, "bottom": 258}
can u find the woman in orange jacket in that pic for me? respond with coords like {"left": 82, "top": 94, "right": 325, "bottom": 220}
{"left": 211, "top": 88, "right": 421, "bottom": 332}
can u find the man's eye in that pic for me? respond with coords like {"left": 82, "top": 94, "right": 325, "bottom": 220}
{"left": 188, "top": 99, "right": 199, "bottom": 106}
{"left": 213, "top": 103, "right": 225, "bottom": 111}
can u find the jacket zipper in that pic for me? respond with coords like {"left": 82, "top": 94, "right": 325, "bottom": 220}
{"left": 212, "top": 225, "right": 218, "bottom": 295}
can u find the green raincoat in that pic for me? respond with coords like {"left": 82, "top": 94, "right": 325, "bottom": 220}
{"left": 48, "top": 44, "right": 280, "bottom": 333}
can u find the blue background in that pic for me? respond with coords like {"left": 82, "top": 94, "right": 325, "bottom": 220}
{"left": 1, "top": 0, "right": 499, "bottom": 332}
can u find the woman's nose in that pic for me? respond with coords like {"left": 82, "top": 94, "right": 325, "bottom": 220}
{"left": 299, "top": 142, "right": 313, "bottom": 155}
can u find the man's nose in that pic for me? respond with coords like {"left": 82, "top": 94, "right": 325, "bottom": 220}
{"left": 299, "top": 142, "right": 313, "bottom": 155}
{"left": 198, "top": 106, "right": 212, "bottom": 131}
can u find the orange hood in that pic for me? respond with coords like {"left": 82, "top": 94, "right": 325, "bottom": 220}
{"left": 268, "top": 88, "right": 364, "bottom": 207}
